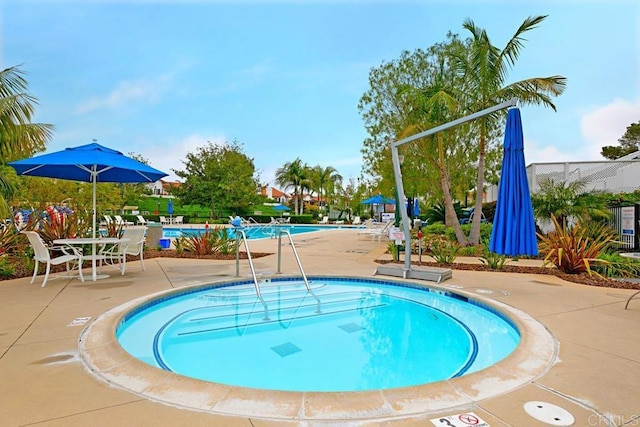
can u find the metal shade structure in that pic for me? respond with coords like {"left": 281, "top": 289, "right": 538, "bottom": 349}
{"left": 489, "top": 108, "right": 538, "bottom": 256}
{"left": 9, "top": 142, "right": 168, "bottom": 240}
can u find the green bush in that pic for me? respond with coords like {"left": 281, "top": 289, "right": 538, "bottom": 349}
{"left": 430, "top": 240, "right": 460, "bottom": 264}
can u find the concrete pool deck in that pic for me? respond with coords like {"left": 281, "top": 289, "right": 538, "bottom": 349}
{"left": 1, "top": 228, "right": 639, "bottom": 426}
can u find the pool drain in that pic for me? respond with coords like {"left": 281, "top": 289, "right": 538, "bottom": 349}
{"left": 523, "top": 401, "right": 575, "bottom": 426}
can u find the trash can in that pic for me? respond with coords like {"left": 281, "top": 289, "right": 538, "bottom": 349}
{"left": 146, "top": 223, "right": 163, "bottom": 249}
{"left": 158, "top": 238, "right": 171, "bottom": 249}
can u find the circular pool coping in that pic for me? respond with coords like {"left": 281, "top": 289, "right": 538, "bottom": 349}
{"left": 78, "top": 275, "right": 557, "bottom": 423}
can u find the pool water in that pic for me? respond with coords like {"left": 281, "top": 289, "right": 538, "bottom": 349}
{"left": 163, "top": 224, "right": 352, "bottom": 240}
{"left": 117, "top": 278, "right": 520, "bottom": 392}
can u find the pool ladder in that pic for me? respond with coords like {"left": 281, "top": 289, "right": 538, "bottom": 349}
{"left": 235, "top": 226, "right": 316, "bottom": 320}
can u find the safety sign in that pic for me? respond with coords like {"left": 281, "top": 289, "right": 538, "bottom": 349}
{"left": 430, "top": 412, "right": 490, "bottom": 426}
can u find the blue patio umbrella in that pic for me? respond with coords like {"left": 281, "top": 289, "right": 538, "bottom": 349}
{"left": 361, "top": 194, "right": 396, "bottom": 205}
{"left": 167, "top": 199, "right": 174, "bottom": 222}
{"left": 9, "top": 142, "right": 168, "bottom": 239}
{"left": 489, "top": 108, "right": 538, "bottom": 256}
{"left": 273, "top": 204, "right": 291, "bottom": 211}
{"left": 413, "top": 198, "right": 420, "bottom": 217}
{"left": 273, "top": 203, "right": 291, "bottom": 217}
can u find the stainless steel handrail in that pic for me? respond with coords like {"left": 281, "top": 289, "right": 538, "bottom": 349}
{"left": 277, "top": 228, "right": 320, "bottom": 313}
{"left": 235, "top": 229, "right": 269, "bottom": 320}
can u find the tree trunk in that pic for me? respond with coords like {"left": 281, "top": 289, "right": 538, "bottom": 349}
{"left": 436, "top": 134, "right": 468, "bottom": 245}
{"left": 469, "top": 121, "right": 486, "bottom": 245}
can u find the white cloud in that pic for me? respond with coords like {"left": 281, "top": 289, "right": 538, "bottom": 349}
{"left": 524, "top": 98, "right": 640, "bottom": 164}
{"left": 580, "top": 98, "right": 640, "bottom": 158}
{"left": 75, "top": 74, "right": 172, "bottom": 114}
{"left": 144, "top": 133, "right": 227, "bottom": 182}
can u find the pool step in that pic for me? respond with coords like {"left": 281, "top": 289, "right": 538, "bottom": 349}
{"left": 160, "top": 295, "right": 383, "bottom": 339}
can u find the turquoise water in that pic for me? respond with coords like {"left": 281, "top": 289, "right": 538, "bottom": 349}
{"left": 163, "top": 224, "right": 352, "bottom": 240}
{"left": 117, "top": 277, "right": 520, "bottom": 392}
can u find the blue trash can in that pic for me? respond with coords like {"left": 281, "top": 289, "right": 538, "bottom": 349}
{"left": 159, "top": 238, "right": 171, "bottom": 249}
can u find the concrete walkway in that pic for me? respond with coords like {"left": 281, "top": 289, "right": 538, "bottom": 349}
{"left": 1, "top": 228, "right": 639, "bottom": 426}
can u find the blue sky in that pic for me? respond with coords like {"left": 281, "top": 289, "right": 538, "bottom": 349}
{"left": 2, "top": 1, "right": 639, "bottom": 187}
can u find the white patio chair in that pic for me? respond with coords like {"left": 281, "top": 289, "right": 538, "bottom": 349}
{"left": 319, "top": 216, "right": 329, "bottom": 224}
{"left": 22, "top": 231, "right": 84, "bottom": 287}
{"left": 174, "top": 215, "right": 184, "bottom": 224}
{"left": 99, "top": 226, "right": 147, "bottom": 274}
{"left": 136, "top": 215, "right": 147, "bottom": 225}
{"left": 352, "top": 216, "right": 362, "bottom": 225}
{"left": 159, "top": 216, "right": 168, "bottom": 225}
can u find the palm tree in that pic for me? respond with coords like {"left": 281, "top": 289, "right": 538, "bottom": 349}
{"left": 275, "top": 158, "right": 308, "bottom": 215}
{"left": 312, "top": 165, "right": 343, "bottom": 212}
{"left": 456, "top": 15, "right": 567, "bottom": 244}
{"left": 0, "top": 65, "right": 54, "bottom": 216}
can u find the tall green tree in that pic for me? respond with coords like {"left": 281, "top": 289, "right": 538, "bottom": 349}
{"left": 456, "top": 15, "right": 566, "bottom": 244}
{"left": 310, "top": 165, "right": 343, "bottom": 211}
{"left": 0, "top": 65, "right": 54, "bottom": 216}
{"left": 173, "top": 140, "right": 260, "bottom": 218}
{"left": 359, "top": 36, "right": 482, "bottom": 209}
{"left": 275, "top": 158, "right": 310, "bottom": 215}
{"left": 601, "top": 120, "right": 640, "bottom": 159}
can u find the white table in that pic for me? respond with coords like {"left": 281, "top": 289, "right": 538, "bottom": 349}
{"left": 53, "top": 237, "right": 126, "bottom": 282}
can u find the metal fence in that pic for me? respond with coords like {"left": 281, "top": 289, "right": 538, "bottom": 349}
{"left": 608, "top": 205, "right": 639, "bottom": 250}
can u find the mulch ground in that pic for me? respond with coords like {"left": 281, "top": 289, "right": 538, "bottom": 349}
{"left": 376, "top": 259, "right": 640, "bottom": 290}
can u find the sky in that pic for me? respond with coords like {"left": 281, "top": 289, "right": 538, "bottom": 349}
{"left": 2, "top": 0, "right": 639, "bottom": 188}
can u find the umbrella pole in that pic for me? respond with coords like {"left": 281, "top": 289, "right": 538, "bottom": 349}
{"left": 91, "top": 170, "right": 98, "bottom": 281}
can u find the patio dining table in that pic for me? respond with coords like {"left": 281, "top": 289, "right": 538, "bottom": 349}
{"left": 53, "top": 237, "right": 128, "bottom": 282}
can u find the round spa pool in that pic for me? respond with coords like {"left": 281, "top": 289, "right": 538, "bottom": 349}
{"left": 116, "top": 277, "right": 520, "bottom": 392}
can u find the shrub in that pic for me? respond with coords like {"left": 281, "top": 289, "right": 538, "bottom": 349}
{"left": 430, "top": 240, "right": 460, "bottom": 264}
{"left": 479, "top": 241, "right": 509, "bottom": 269}
{"left": 177, "top": 227, "right": 236, "bottom": 256}
{"left": 0, "top": 256, "right": 15, "bottom": 278}
{"left": 591, "top": 252, "right": 640, "bottom": 278}
{"left": 538, "top": 215, "right": 617, "bottom": 275}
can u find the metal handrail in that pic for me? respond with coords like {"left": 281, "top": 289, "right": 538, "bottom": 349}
{"left": 277, "top": 229, "right": 310, "bottom": 290}
{"left": 235, "top": 229, "right": 269, "bottom": 320}
{"left": 277, "top": 228, "right": 320, "bottom": 313}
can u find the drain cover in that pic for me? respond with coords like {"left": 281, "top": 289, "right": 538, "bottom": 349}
{"left": 524, "top": 401, "right": 575, "bottom": 426}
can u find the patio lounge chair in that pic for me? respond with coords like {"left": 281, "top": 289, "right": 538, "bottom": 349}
{"left": 22, "top": 231, "right": 84, "bottom": 287}
{"left": 136, "top": 215, "right": 147, "bottom": 225}
{"left": 114, "top": 215, "right": 133, "bottom": 226}
{"left": 352, "top": 216, "right": 362, "bottom": 225}
{"left": 101, "top": 215, "right": 113, "bottom": 226}
{"left": 357, "top": 220, "right": 393, "bottom": 241}
{"left": 319, "top": 216, "right": 329, "bottom": 224}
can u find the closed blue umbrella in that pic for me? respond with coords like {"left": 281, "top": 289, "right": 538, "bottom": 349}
{"left": 9, "top": 142, "right": 168, "bottom": 239}
{"left": 167, "top": 199, "right": 174, "bottom": 223}
{"left": 489, "top": 108, "right": 538, "bottom": 256}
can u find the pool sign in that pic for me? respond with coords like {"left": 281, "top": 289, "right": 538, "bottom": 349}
{"left": 621, "top": 206, "right": 635, "bottom": 235}
{"left": 430, "top": 412, "right": 490, "bottom": 426}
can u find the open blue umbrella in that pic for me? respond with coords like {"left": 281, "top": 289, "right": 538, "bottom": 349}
{"left": 9, "top": 142, "right": 168, "bottom": 239}
{"left": 361, "top": 194, "right": 396, "bottom": 205}
{"left": 489, "top": 108, "right": 538, "bottom": 256}
{"left": 273, "top": 204, "right": 291, "bottom": 212}
{"left": 273, "top": 203, "right": 291, "bottom": 218}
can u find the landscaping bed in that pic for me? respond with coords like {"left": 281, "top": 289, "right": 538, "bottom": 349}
{"left": 376, "top": 259, "right": 640, "bottom": 290}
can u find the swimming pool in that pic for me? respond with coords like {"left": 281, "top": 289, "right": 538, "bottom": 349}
{"left": 81, "top": 274, "right": 556, "bottom": 421}
{"left": 116, "top": 277, "right": 519, "bottom": 392}
{"left": 163, "top": 224, "right": 354, "bottom": 240}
